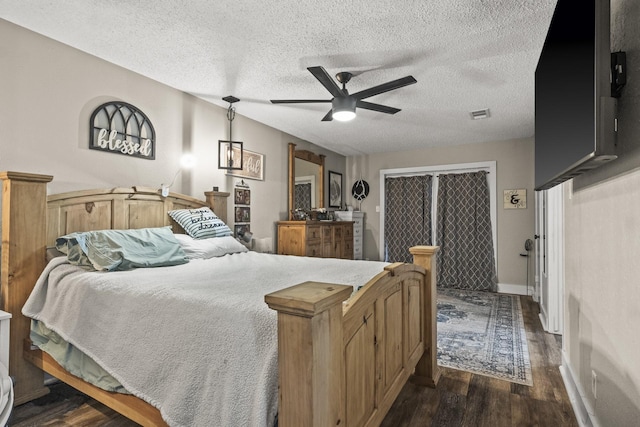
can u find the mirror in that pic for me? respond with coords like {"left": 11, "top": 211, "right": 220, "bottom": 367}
{"left": 288, "top": 143, "right": 325, "bottom": 219}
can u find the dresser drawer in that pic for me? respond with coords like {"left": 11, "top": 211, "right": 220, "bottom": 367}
{"left": 307, "top": 225, "right": 322, "bottom": 242}
{"left": 343, "top": 225, "right": 353, "bottom": 240}
{"left": 343, "top": 241, "right": 354, "bottom": 259}
{"left": 353, "top": 246, "right": 362, "bottom": 260}
{"left": 306, "top": 243, "right": 322, "bottom": 257}
{"left": 332, "top": 225, "right": 342, "bottom": 240}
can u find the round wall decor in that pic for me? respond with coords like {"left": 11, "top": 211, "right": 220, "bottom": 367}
{"left": 351, "top": 179, "right": 370, "bottom": 201}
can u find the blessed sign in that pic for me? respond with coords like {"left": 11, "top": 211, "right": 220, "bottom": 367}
{"left": 89, "top": 101, "right": 156, "bottom": 160}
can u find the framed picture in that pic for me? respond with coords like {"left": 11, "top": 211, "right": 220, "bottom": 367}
{"left": 328, "top": 170, "right": 342, "bottom": 208}
{"left": 226, "top": 148, "right": 265, "bottom": 181}
{"left": 234, "top": 224, "right": 250, "bottom": 237}
{"left": 235, "top": 206, "right": 251, "bottom": 222}
{"left": 503, "top": 189, "right": 527, "bottom": 209}
{"left": 234, "top": 188, "right": 251, "bottom": 205}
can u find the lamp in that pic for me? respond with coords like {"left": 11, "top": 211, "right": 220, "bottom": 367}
{"left": 161, "top": 153, "right": 196, "bottom": 197}
{"left": 331, "top": 96, "right": 356, "bottom": 122}
{"left": 218, "top": 96, "right": 244, "bottom": 170}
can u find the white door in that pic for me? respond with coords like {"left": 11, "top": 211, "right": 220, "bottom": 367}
{"left": 535, "top": 185, "right": 564, "bottom": 335}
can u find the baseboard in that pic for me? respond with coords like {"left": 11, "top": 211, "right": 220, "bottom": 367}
{"left": 538, "top": 308, "right": 548, "bottom": 332}
{"left": 497, "top": 282, "right": 531, "bottom": 296}
{"left": 560, "top": 351, "right": 600, "bottom": 427}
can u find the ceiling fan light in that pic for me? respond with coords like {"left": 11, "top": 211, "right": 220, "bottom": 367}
{"left": 332, "top": 97, "right": 356, "bottom": 122}
{"left": 333, "top": 110, "right": 356, "bottom": 121}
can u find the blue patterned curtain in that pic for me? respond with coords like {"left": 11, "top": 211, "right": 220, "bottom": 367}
{"left": 436, "top": 171, "right": 497, "bottom": 291}
{"left": 384, "top": 175, "right": 432, "bottom": 262}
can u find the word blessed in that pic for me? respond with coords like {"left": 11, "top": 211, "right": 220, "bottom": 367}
{"left": 95, "top": 128, "right": 153, "bottom": 157}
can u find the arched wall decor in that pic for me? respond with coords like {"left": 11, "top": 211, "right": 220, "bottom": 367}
{"left": 89, "top": 101, "right": 156, "bottom": 160}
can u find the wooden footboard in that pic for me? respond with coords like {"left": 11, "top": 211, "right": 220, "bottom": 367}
{"left": 265, "top": 247, "right": 439, "bottom": 427}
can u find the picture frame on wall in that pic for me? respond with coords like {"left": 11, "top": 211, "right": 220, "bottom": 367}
{"left": 234, "top": 224, "right": 250, "bottom": 237}
{"left": 234, "top": 188, "right": 251, "bottom": 205}
{"left": 235, "top": 206, "right": 251, "bottom": 222}
{"left": 329, "top": 170, "right": 342, "bottom": 208}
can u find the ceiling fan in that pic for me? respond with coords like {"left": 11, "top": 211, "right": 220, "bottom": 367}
{"left": 270, "top": 66, "right": 417, "bottom": 122}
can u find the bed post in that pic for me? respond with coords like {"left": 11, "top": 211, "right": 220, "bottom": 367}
{"left": 0, "top": 171, "right": 53, "bottom": 405}
{"left": 265, "top": 281, "right": 352, "bottom": 427}
{"left": 204, "top": 189, "right": 230, "bottom": 224}
{"left": 409, "top": 245, "right": 441, "bottom": 388}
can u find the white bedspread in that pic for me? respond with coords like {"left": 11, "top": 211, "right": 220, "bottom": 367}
{"left": 23, "top": 252, "right": 389, "bottom": 427}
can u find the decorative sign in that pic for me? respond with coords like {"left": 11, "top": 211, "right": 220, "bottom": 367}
{"left": 226, "top": 148, "right": 265, "bottom": 181}
{"left": 89, "top": 101, "right": 155, "bottom": 159}
{"left": 504, "top": 189, "right": 527, "bottom": 209}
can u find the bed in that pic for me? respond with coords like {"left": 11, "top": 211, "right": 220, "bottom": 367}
{"left": 1, "top": 171, "right": 440, "bottom": 427}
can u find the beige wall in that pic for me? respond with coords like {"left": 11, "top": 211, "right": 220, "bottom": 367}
{"left": 0, "top": 19, "right": 345, "bottom": 247}
{"left": 562, "top": 0, "right": 640, "bottom": 424}
{"left": 346, "top": 137, "right": 535, "bottom": 290}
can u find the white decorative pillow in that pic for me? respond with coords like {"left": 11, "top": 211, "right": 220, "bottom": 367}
{"left": 168, "top": 207, "right": 232, "bottom": 239}
{"left": 173, "top": 234, "right": 248, "bottom": 259}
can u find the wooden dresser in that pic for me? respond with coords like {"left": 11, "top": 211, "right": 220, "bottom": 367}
{"left": 277, "top": 221, "right": 354, "bottom": 259}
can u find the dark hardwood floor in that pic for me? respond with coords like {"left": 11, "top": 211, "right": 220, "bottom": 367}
{"left": 381, "top": 296, "right": 578, "bottom": 426}
{"left": 9, "top": 296, "right": 577, "bottom": 426}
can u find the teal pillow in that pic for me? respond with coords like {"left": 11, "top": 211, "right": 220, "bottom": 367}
{"left": 168, "top": 207, "right": 232, "bottom": 239}
{"left": 56, "top": 226, "right": 188, "bottom": 271}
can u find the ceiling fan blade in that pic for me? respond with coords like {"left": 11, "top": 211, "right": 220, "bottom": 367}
{"left": 356, "top": 100, "right": 401, "bottom": 114}
{"left": 270, "top": 99, "right": 332, "bottom": 104}
{"left": 352, "top": 76, "right": 417, "bottom": 100}
{"left": 308, "top": 66, "right": 345, "bottom": 98}
{"left": 321, "top": 110, "right": 334, "bottom": 121}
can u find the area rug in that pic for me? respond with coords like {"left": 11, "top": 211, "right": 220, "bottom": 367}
{"left": 437, "top": 288, "right": 533, "bottom": 386}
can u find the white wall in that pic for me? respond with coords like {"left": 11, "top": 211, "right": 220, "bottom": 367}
{"left": 561, "top": 0, "right": 640, "bottom": 424}
{"left": 346, "top": 137, "right": 535, "bottom": 291}
{"left": 0, "top": 19, "right": 345, "bottom": 246}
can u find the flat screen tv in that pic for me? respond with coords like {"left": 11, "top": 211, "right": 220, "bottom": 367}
{"left": 535, "top": 0, "right": 618, "bottom": 191}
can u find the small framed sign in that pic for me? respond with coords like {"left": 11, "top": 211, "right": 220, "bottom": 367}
{"left": 226, "top": 148, "right": 265, "bottom": 181}
{"left": 504, "top": 189, "right": 527, "bottom": 209}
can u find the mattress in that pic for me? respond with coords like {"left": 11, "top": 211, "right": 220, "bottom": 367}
{"left": 30, "top": 319, "right": 128, "bottom": 394}
{"left": 24, "top": 251, "right": 389, "bottom": 427}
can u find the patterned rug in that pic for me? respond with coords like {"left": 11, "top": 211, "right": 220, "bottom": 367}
{"left": 437, "top": 288, "right": 533, "bottom": 386}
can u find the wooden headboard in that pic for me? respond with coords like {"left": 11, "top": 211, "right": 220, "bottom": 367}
{"left": 0, "top": 171, "right": 229, "bottom": 405}
{"left": 45, "top": 186, "right": 229, "bottom": 246}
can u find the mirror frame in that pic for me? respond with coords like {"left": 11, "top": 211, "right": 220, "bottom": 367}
{"left": 288, "top": 142, "right": 325, "bottom": 219}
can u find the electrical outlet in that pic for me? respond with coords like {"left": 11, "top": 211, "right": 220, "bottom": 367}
{"left": 592, "top": 370, "right": 597, "bottom": 398}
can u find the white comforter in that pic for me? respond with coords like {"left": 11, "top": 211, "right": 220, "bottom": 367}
{"left": 23, "top": 252, "right": 389, "bottom": 427}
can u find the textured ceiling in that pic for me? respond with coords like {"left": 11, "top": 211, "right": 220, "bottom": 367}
{"left": 0, "top": 0, "right": 557, "bottom": 156}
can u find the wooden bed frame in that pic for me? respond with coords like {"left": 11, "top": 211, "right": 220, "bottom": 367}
{"left": 1, "top": 171, "right": 440, "bottom": 427}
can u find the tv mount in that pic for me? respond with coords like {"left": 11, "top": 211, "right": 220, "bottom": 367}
{"left": 611, "top": 51, "right": 627, "bottom": 98}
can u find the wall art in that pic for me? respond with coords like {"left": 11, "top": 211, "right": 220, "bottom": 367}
{"left": 89, "top": 101, "right": 155, "bottom": 159}
{"left": 226, "top": 148, "right": 264, "bottom": 181}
